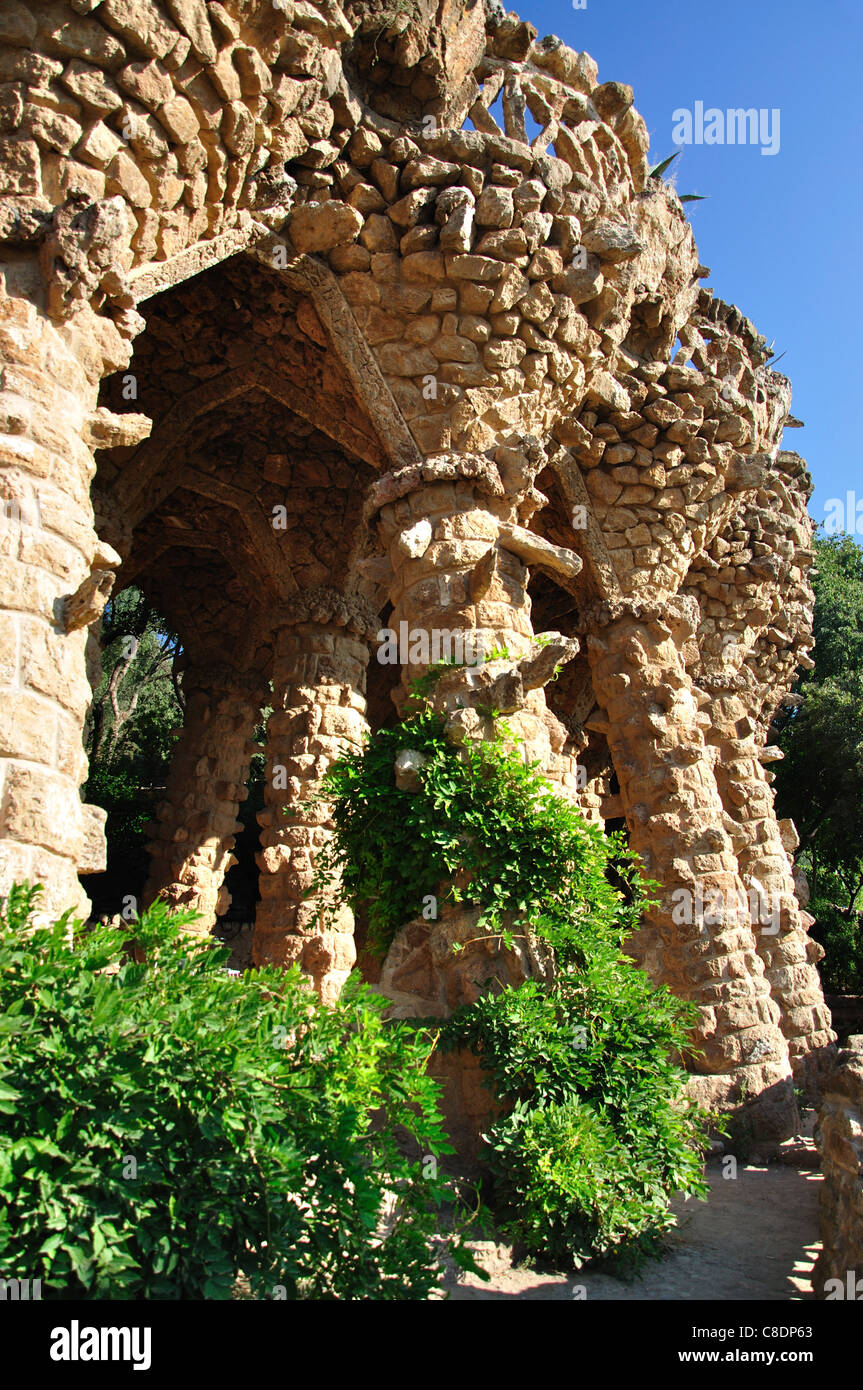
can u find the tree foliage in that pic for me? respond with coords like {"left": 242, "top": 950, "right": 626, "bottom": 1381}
{"left": 774, "top": 531, "right": 863, "bottom": 988}
{"left": 84, "top": 588, "right": 184, "bottom": 891}
{"left": 87, "top": 586, "right": 183, "bottom": 772}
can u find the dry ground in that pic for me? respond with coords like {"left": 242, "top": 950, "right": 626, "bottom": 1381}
{"left": 444, "top": 1150, "right": 822, "bottom": 1301}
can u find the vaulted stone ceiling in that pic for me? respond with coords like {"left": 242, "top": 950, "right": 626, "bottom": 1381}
{"left": 93, "top": 253, "right": 381, "bottom": 670}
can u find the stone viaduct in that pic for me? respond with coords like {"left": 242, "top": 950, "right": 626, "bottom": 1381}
{"left": 0, "top": 0, "right": 835, "bottom": 1143}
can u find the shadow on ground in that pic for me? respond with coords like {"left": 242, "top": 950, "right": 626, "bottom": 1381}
{"left": 444, "top": 1158, "right": 822, "bottom": 1301}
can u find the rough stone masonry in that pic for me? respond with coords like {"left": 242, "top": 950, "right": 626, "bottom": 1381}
{"left": 0, "top": 0, "right": 843, "bottom": 1199}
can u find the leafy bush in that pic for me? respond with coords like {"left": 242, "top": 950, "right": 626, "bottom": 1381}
{"left": 486, "top": 1098, "right": 674, "bottom": 1267}
{"left": 0, "top": 885, "right": 471, "bottom": 1300}
{"left": 318, "top": 697, "right": 712, "bottom": 1271}
{"left": 443, "top": 974, "right": 708, "bottom": 1270}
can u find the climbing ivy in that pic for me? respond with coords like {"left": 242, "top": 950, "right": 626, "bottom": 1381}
{"left": 316, "top": 697, "right": 645, "bottom": 960}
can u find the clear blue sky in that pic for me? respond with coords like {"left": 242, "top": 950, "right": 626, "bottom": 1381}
{"left": 517, "top": 0, "right": 860, "bottom": 527}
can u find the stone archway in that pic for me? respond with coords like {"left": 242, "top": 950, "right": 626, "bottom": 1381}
{"left": 88, "top": 246, "right": 407, "bottom": 999}
{"left": 0, "top": 0, "right": 834, "bottom": 1137}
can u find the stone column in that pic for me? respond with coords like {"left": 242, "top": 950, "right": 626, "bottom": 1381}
{"left": 366, "top": 450, "right": 583, "bottom": 766}
{"left": 253, "top": 589, "right": 375, "bottom": 1005}
{"left": 143, "top": 664, "right": 262, "bottom": 934}
{"left": 704, "top": 679, "right": 835, "bottom": 1095}
{"left": 0, "top": 285, "right": 146, "bottom": 922}
{"left": 584, "top": 597, "right": 798, "bottom": 1142}
{"left": 813, "top": 1036, "right": 863, "bottom": 1297}
{"left": 366, "top": 450, "right": 584, "bottom": 1156}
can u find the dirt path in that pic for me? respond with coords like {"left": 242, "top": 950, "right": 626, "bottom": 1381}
{"left": 444, "top": 1157, "right": 822, "bottom": 1301}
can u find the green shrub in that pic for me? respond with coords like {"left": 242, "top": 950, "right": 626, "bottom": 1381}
{"left": 317, "top": 697, "right": 712, "bottom": 1272}
{"left": 486, "top": 1099, "right": 674, "bottom": 1267}
{"left": 0, "top": 884, "right": 472, "bottom": 1300}
{"left": 443, "top": 975, "right": 708, "bottom": 1270}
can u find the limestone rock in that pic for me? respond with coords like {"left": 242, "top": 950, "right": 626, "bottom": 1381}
{"left": 394, "top": 749, "right": 427, "bottom": 791}
{"left": 288, "top": 199, "right": 363, "bottom": 252}
{"left": 582, "top": 219, "right": 644, "bottom": 262}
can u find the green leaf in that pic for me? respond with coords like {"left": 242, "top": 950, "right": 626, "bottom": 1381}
{"left": 649, "top": 152, "right": 680, "bottom": 179}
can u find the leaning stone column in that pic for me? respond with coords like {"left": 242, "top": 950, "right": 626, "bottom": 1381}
{"left": 143, "top": 664, "right": 263, "bottom": 934}
{"left": 365, "top": 450, "right": 583, "bottom": 762}
{"left": 584, "top": 596, "right": 798, "bottom": 1142}
{"left": 704, "top": 677, "right": 835, "bottom": 1094}
{"left": 365, "top": 450, "right": 584, "bottom": 1157}
{"left": 0, "top": 283, "right": 148, "bottom": 921}
{"left": 253, "top": 589, "right": 376, "bottom": 1004}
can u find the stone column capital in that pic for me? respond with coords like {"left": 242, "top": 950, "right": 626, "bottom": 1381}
{"left": 578, "top": 593, "right": 700, "bottom": 640}
{"left": 363, "top": 452, "right": 505, "bottom": 533}
{"left": 272, "top": 587, "right": 380, "bottom": 641}
{"left": 178, "top": 662, "right": 265, "bottom": 703}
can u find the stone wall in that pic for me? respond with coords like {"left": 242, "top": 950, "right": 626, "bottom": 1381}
{"left": 0, "top": 0, "right": 835, "bottom": 1142}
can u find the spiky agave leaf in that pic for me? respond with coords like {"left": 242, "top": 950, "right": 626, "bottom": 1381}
{"left": 649, "top": 152, "right": 680, "bottom": 180}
